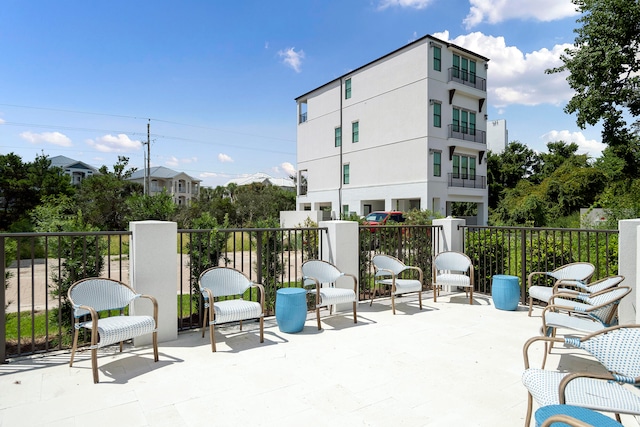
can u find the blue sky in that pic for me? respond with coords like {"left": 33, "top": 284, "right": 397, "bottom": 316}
{"left": 0, "top": 0, "right": 604, "bottom": 188}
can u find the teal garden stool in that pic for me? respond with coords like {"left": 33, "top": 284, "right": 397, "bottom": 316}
{"left": 491, "top": 274, "right": 520, "bottom": 311}
{"left": 275, "top": 287, "right": 307, "bottom": 333}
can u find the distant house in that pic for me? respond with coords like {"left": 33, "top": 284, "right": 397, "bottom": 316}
{"left": 127, "top": 166, "right": 201, "bottom": 205}
{"left": 225, "top": 172, "right": 295, "bottom": 191}
{"left": 49, "top": 155, "right": 99, "bottom": 185}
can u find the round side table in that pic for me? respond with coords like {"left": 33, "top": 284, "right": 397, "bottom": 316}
{"left": 275, "top": 287, "right": 307, "bottom": 333}
{"left": 491, "top": 274, "right": 520, "bottom": 311}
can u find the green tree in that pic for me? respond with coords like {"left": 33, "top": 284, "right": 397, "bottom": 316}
{"left": 125, "top": 191, "right": 177, "bottom": 223}
{"left": 546, "top": 0, "right": 640, "bottom": 176}
{"left": 486, "top": 142, "right": 540, "bottom": 209}
{"left": 234, "top": 183, "right": 295, "bottom": 226}
{"left": 75, "top": 156, "right": 142, "bottom": 230}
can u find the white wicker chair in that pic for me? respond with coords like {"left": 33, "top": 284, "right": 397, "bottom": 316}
{"left": 371, "top": 254, "right": 423, "bottom": 315}
{"left": 522, "top": 325, "right": 640, "bottom": 426}
{"left": 199, "top": 267, "right": 265, "bottom": 352}
{"left": 68, "top": 277, "right": 159, "bottom": 383}
{"left": 432, "top": 251, "right": 474, "bottom": 304}
{"left": 541, "top": 286, "right": 632, "bottom": 356}
{"left": 527, "top": 262, "right": 595, "bottom": 316}
{"left": 301, "top": 260, "right": 357, "bottom": 330}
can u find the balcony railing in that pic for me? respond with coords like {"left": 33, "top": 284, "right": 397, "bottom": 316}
{"left": 448, "top": 124, "right": 486, "bottom": 144}
{"left": 448, "top": 173, "right": 486, "bottom": 189}
{"left": 448, "top": 68, "right": 486, "bottom": 91}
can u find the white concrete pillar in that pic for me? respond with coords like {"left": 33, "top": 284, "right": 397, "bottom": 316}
{"left": 319, "top": 220, "right": 359, "bottom": 311}
{"left": 618, "top": 219, "right": 640, "bottom": 324}
{"left": 129, "top": 220, "right": 178, "bottom": 345}
{"left": 432, "top": 217, "right": 466, "bottom": 253}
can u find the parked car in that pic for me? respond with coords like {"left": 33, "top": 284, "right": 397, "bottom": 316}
{"left": 364, "top": 211, "right": 405, "bottom": 227}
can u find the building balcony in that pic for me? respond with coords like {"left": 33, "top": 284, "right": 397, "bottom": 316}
{"left": 448, "top": 173, "right": 487, "bottom": 189}
{"left": 448, "top": 67, "right": 486, "bottom": 91}
{"left": 448, "top": 125, "right": 486, "bottom": 144}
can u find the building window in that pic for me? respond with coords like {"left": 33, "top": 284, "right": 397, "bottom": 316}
{"left": 335, "top": 127, "right": 342, "bottom": 147}
{"left": 345, "top": 78, "right": 352, "bottom": 99}
{"left": 352, "top": 121, "right": 359, "bottom": 143}
{"left": 453, "top": 108, "right": 476, "bottom": 134}
{"left": 343, "top": 163, "right": 350, "bottom": 184}
{"left": 433, "top": 46, "right": 441, "bottom": 71}
{"left": 433, "top": 102, "right": 441, "bottom": 128}
{"left": 299, "top": 169, "right": 308, "bottom": 195}
{"left": 453, "top": 54, "right": 476, "bottom": 82}
{"left": 342, "top": 205, "right": 349, "bottom": 217}
{"left": 433, "top": 151, "right": 441, "bottom": 177}
{"left": 452, "top": 154, "right": 476, "bottom": 179}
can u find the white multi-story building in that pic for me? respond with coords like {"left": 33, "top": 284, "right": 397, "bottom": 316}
{"left": 487, "top": 118, "right": 508, "bottom": 154}
{"left": 49, "top": 155, "right": 99, "bottom": 185}
{"left": 295, "top": 34, "right": 490, "bottom": 225}
{"left": 128, "top": 166, "right": 200, "bottom": 205}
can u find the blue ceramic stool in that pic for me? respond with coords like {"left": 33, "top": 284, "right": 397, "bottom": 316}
{"left": 275, "top": 287, "right": 307, "bottom": 333}
{"left": 491, "top": 274, "right": 520, "bottom": 311}
{"left": 535, "top": 405, "right": 623, "bottom": 426}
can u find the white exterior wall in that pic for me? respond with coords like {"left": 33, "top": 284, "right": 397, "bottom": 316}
{"left": 296, "top": 35, "right": 489, "bottom": 225}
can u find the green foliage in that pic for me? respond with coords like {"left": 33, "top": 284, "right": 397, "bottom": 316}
{"left": 253, "top": 218, "right": 284, "bottom": 313}
{"left": 125, "top": 191, "right": 177, "bottom": 222}
{"left": 464, "top": 229, "right": 510, "bottom": 290}
{"left": 234, "top": 183, "right": 295, "bottom": 226}
{"left": 296, "top": 217, "right": 320, "bottom": 261}
{"left": 188, "top": 212, "right": 230, "bottom": 298}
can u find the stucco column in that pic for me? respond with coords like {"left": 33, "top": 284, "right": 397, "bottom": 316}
{"left": 432, "top": 216, "right": 466, "bottom": 253}
{"left": 129, "top": 220, "right": 178, "bottom": 345}
{"left": 618, "top": 219, "right": 639, "bottom": 324}
{"left": 319, "top": 220, "right": 359, "bottom": 311}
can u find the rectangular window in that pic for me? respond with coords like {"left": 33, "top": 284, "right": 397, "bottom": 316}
{"left": 433, "top": 103, "right": 441, "bottom": 128}
{"left": 461, "top": 110, "right": 468, "bottom": 134}
{"left": 343, "top": 163, "right": 350, "bottom": 184}
{"left": 461, "top": 57, "right": 469, "bottom": 81}
{"left": 452, "top": 54, "right": 460, "bottom": 79}
{"left": 469, "top": 112, "right": 476, "bottom": 135}
{"left": 352, "top": 121, "right": 359, "bottom": 143}
{"left": 469, "top": 60, "right": 476, "bottom": 84}
{"left": 345, "top": 78, "right": 352, "bottom": 99}
{"left": 452, "top": 155, "right": 460, "bottom": 179}
{"left": 433, "top": 151, "right": 441, "bottom": 177}
{"left": 342, "top": 205, "right": 349, "bottom": 217}
{"left": 461, "top": 156, "right": 468, "bottom": 179}
{"left": 469, "top": 157, "right": 476, "bottom": 180}
{"left": 452, "top": 108, "right": 460, "bottom": 132}
{"left": 299, "top": 170, "right": 308, "bottom": 195}
{"left": 335, "top": 127, "right": 342, "bottom": 147}
{"left": 433, "top": 46, "right": 441, "bottom": 71}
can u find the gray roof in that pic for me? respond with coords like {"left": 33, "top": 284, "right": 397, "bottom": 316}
{"left": 128, "top": 166, "right": 201, "bottom": 182}
{"left": 49, "top": 155, "right": 98, "bottom": 172}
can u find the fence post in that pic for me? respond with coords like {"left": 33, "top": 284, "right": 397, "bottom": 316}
{"left": 0, "top": 237, "right": 5, "bottom": 363}
{"left": 618, "top": 219, "right": 640, "bottom": 324}
{"left": 129, "top": 220, "right": 178, "bottom": 345}
{"left": 432, "top": 217, "right": 466, "bottom": 253}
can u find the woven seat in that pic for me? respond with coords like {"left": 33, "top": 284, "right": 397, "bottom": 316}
{"left": 522, "top": 325, "right": 640, "bottom": 426}
{"left": 371, "top": 254, "right": 423, "bottom": 315}
{"left": 527, "top": 263, "right": 595, "bottom": 316}
{"left": 301, "top": 260, "right": 358, "bottom": 330}
{"left": 199, "top": 267, "right": 265, "bottom": 352}
{"left": 68, "top": 277, "right": 159, "bottom": 383}
{"left": 432, "top": 251, "right": 474, "bottom": 304}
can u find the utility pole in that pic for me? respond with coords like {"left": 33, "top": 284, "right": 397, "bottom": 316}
{"left": 146, "top": 120, "right": 151, "bottom": 196}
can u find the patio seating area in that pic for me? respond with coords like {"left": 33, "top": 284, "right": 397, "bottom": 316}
{"left": 1, "top": 292, "right": 638, "bottom": 426}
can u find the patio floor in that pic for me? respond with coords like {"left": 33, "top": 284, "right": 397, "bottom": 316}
{"left": 1, "top": 292, "right": 638, "bottom": 427}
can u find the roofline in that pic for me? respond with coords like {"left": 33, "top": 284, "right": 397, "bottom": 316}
{"left": 294, "top": 34, "right": 490, "bottom": 101}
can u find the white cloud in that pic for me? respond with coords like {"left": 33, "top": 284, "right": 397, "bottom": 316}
{"left": 434, "top": 31, "right": 573, "bottom": 107}
{"left": 280, "top": 162, "right": 296, "bottom": 176}
{"left": 20, "top": 131, "right": 72, "bottom": 147}
{"left": 541, "top": 130, "right": 605, "bottom": 158}
{"left": 166, "top": 156, "right": 197, "bottom": 167}
{"left": 0, "top": 118, "right": 5, "bottom": 124}
{"left": 464, "top": 0, "right": 579, "bottom": 29}
{"left": 218, "top": 153, "right": 233, "bottom": 163}
{"left": 278, "top": 47, "right": 305, "bottom": 73}
{"left": 86, "top": 134, "right": 141, "bottom": 153}
{"left": 377, "top": 0, "right": 433, "bottom": 10}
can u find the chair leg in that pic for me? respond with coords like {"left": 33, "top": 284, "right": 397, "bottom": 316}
{"left": 91, "top": 348, "right": 99, "bottom": 384}
{"left": 69, "top": 328, "right": 79, "bottom": 367}
{"left": 524, "top": 393, "right": 533, "bottom": 427}
{"left": 391, "top": 293, "right": 396, "bottom": 315}
{"left": 352, "top": 301, "right": 357, "bottom": 323}
{"left": 527, "top": 297, "right": 533, "bottom": 316}
{"left": 433, "top": 285, "right": 438, "bottom": 302}
{"left": 201, "top": 308, "right": 208, "bottom": 338}
{"left": 316, "top": 307, "right": 322, "bottom": 330}
{"left": 469, "top": 288, "right": 473, "bottom": 305}
{"left": 209, "top": 323, "right": 217, "bottom": 352}
{"left": 259, "top": 317, "right": 264, "bottom": 343}
{"left": 370, "top": 285, "right": 376, "bottom": 307}
{"left": 152, "top": 331, "right": 159, "bottom": 362}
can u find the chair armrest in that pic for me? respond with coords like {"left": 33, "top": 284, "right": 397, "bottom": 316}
{"left": 250, "top": 283, "right": 266, "bottom": 310}
{"left": 137, "top": 294, "right": 159, "bottom": 324}
{"left": 375, "top": 268, "right": 395, "bottom": 279}
{"left": 343, "top": 273, "right": 358, "bottom": 293}
{"left": 557, "top": 371, "right": 619, "bottom": 404}
{"left": 522, "top": 334, "right": 564, "bottom": 369}
{"left": 401, "top": 265, "right": 423, "bottom": 282}
{"left": 528, "top": 271, "right": 551, "bottom": 288}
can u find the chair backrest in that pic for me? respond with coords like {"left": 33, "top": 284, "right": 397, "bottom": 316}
{"left": 581, "top": 286, "right": 631, "bottom": 326}
{"left": 550, "top": 262, "right": 595, "bottom": 282}
{"left": 68, "top": 278, "right": 138, "bottom": 317}
{"left": 569, "top": 326, "right": 640, "bottom": 381}
{"left": 583, "top": 275, "right": 624, "bottom": 293}
{"left": 434, "top": 251, "right": 471, "bottom": 273}
{"left": 199, "top": 267, "right": 252, "bottom": 297}
{"left": 301, "top": 260, "right": 343, "bottom": 285}
{"left": 372, "top": 254, "right": 406, "bottom": 276}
